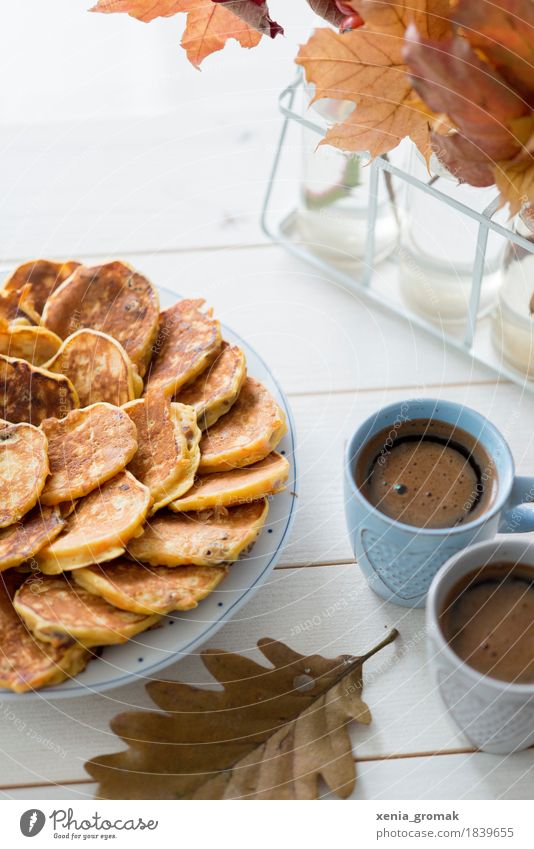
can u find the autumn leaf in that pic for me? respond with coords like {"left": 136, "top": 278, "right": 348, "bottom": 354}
{"left": 296, "top": 2, "right": 452, "bottom": 158}
{"left": 212, "top": 0, "right": 283, "bottom": 38}
{"left": 430, "top": 131, "right": 496, "bottom": 187}
{"left": 452, "top": 0, "right": 534, "bottom": 108}
{"left": 346, "top": 0, "right": 451, "bottom": 38}
{"left": 91, "top": 0, "right": 188, "bottom": 22}
{"left": 403, "top": 21, "right": 533, "bottom": 193}
{"left": 495, "top": 155, "right": 534, "bottom": 214}
{"left": 306, "top": 0, "right": 345, "bottom": 27}
{"left": 86, "top": 629, "right": 399, "bottom": 800}
{"left": 90, "top": 0, "right": 277, "bottom": 66}
{"left": 404, "top": 25, "right": 530, "bottom": 161}
{"left": 296, "top": 26, "right": 432, "bottom": 158}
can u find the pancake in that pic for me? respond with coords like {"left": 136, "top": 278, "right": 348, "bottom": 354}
{"left": 0, "top": 572, "right": 91, "bottom": 693}
{"left": 176, "top": 404, "right": 202, "bottom": 496}
{"left": 74, "top": 559, "right": 227, "bottom": 615}
{"left": 144, "top": 299, "right": 221, "bottom": 396}
{"left": 0, "top": 506, "right": 65, "bottom": 571}
{"left": 127, "top": 499, "right": 269, "bottom": 567}
{"left": 40, "top": 403, "right": 138, "bottom": 506}
{"left": 124, "top": 395, "right": 200, "bottom": 514}
{"left": 0, "top": 286, "right": 41, "bottom": 326}
{"left": 198, "top": 378, "right": 287, "bottom": 473}
{"left": 0, "top": 354, "right": 79, "bottom": 425}
{"left": 170, "top": 452, "right": 290, "bottom": 512}
{"left": 0, "top": 419, "right": 49, "bottom": 527}
{"left": 37, "top": 470, "right": 152, "bottom": 574}
{"left": 41, "top": 261, "right": 160, "bottom": 376}
{"left": 0, "top": 321, "right": 62, "bottom": 366}
{"left": 3, "top": 259, "right": 80, "bottom": 315}
{"left": 176, "top": 341, "right": 246, "bottom": 430}
{"left": 45, "top": 329, "right": 143, "bottom": 407}
{"left": 14, "top": 575, "right": 160, "bottom": 648}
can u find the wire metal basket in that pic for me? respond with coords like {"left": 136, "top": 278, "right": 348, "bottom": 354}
{"left": 261, "top": 73, "right": 534, "bottom": 393}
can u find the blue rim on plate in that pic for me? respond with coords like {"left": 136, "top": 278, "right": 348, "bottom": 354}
{"left": 0, "top": 282, "right": 298, "bottom": 700}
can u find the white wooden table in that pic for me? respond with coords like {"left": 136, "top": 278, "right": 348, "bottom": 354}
{"left": 1, "top": 85, "right": 533, "bottom": 802}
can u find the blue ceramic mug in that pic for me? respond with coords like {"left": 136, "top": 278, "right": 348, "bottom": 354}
{"left": 344, "top": 398, "right": 534, "bottom": 608}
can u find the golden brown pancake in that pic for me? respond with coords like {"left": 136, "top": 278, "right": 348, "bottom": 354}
{"left": 0, "top": 572, "right": 91, "bottom": 693}
{"left": 45, "top": 328, "right": 143, "bottom": 407}
{"left": 57, "top": 499, "right": 77, "bottom": 519}
{"left": 144, "top": 299, "right": 221, "bottom": 396}
{"left": 176, "top": 341, "right": 246, "bottom": 430}
{"left": 0, "top": 354, "right": 79, "bottom": 426}
{"left": 127, "top": 499, "right": 269, "bottom": 567}
{"left": 174, "top": 404, "right": 202, "bottom": 500}
{"left": 74, "top": 559, "right": 227, "bottom": 615}
{"left": 124, "top": 395, "right": 200, "bottom": 514}
{"left": 170, "top": 452, "right": 290, "bottom": 512}
{"left": 3, "top": 259, "right": 80, "bottom": 315}
{"left": 37, "top": 470, "right": 152, "bottom": 574}
{"left": 199, "top": 378, "right": 287, "bottom": 473}
{"left": 0, "top": 321, "right": 62, "bottom": 367}
{"left": 0, "top": 419, "right": 49, "bottom": 527}
{"left": 0, "top": 506, "right": 65, "bottom": 571}
{"left": 0, "top": 285, "right": 41, "bottom": 326}
{"left": 14, "top": 575, "right": 160, "bottom": 648}
{"left": 40, "top": 403, "right": 138, "bottom": 506}
{"left": 41, "top": 261, "right": 160, "bottom": 376}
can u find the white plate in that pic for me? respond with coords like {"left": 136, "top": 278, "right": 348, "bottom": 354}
{"left": 1, "top": 283, "right": 297, "bottom": 700}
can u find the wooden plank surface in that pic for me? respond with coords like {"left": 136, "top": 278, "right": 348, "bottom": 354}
{"left": 4, "top": 749, "right": 534, "bottom": 800}
{"left": 1, "top": 562, "right": 533, "bottom": 790}
{"left": 0, "top": 102, "right": 295, "bottom": 258}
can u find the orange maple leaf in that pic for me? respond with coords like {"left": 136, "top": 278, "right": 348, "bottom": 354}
{"left": 91, "top": 0, "right": 262, "bottom": 66}
{"left": 296, "top": 2, "right": 452, "bottom": 158}
{"left": 296, "top": 26, "right": 432, "bottom": 158}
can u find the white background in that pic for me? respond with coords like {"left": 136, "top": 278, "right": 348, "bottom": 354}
{"left": 0, "top": 1, "right": 317, "bottom": 124}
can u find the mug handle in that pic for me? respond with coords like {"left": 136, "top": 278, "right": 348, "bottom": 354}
{"left": 499, "top": 475, "right": 534, "bottom": 533}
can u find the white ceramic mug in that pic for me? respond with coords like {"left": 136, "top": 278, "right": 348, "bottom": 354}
{"left": 426, "top": 538, "right": 534, "bottom": 754}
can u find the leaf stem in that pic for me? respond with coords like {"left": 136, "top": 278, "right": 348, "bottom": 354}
{"left": 358, "top": 627, "right": 400, "bottom": 665}
{"left": 303, "top": 153, "right": 361, "bottom": 211}
{"left": 316, "top": 627, "right": 399, "bottom": 695}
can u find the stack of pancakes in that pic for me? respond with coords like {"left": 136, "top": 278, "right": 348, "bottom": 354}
{"left": 0, "top": 260, "right": 290, "bottom": 692}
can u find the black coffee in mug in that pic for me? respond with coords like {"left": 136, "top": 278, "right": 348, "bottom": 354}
{"left": 440, "top": 563, "right": 534, "bottom": 684}
{"left": 356, "top": 417, "right": 497, "bottom": 529}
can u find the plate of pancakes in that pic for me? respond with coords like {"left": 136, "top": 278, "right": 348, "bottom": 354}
{"left": 0, "top": 260, "right": 297, "bottom": 698}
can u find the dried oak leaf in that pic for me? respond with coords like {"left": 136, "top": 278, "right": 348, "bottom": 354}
{"left": 90, "top": 0, "right": 274, "bottom": 66}
{"left": 86, "top": 629, "right": 398, "bottom": 800}
{"left": 452, "top": 0, "right": 534, "bottom": 108}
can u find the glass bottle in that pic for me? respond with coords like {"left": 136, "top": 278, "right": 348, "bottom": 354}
{"left": 398, "top": 149, "right": 503, "bottom": 327}
{"left": 492, "top": 204, "right": 534, "bottom": 377}
{"left": 296, "top": 86, "right": 398, "bottom": 265}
